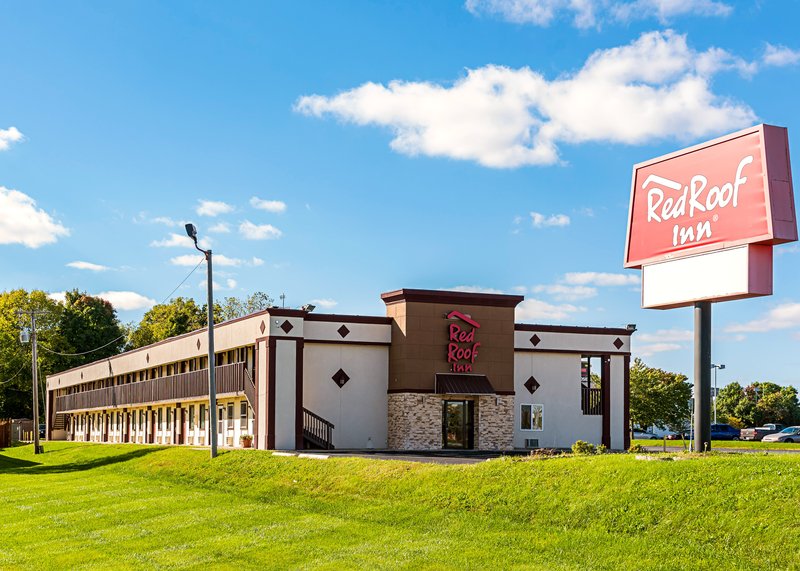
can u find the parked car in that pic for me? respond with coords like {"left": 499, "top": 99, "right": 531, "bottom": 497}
{"left": 740, "top": 423, "right": 785, "bottom": 441}
{"left": 632, "top": 430, "right": 659, "bottom": 440}
{"left": 683, "top": 424, "right": 741, "bottom": 440}
{"left": 664, "top": 432, "right": 683, "bottom": 440}
{"left": 762, "top": 426, "right": 800, "bottom": 443}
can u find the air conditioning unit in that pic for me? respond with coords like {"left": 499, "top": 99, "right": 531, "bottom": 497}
{"left": 524, "top": 438, "right": 539, "bottom": 449}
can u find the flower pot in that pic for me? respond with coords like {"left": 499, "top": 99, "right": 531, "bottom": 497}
{"left": 241, "top": 438, "right": 252, "bottom": 449}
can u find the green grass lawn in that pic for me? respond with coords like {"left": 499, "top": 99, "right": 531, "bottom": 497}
{"left": 632, "top": 438, "right": 800, "bottom": 450}
{"left": 2, "top": 443, "right": 800, "bottom": 570}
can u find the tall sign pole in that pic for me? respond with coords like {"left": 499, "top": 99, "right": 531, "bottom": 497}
{"left": 624, "top": 124, "right": 796, "bottom": 452}
{"left": 694, "top": 302, "right": 711, "bottom": 452}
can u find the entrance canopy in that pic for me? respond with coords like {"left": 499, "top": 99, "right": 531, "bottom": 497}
{"left": 435, "top": 374, "right": 495, "bottom": 395}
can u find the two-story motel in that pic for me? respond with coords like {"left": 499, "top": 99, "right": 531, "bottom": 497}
{"left": 46, "top": 289, "right": 633, "bottom": 451}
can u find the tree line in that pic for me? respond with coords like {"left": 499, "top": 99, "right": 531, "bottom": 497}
{"left": 0, "top": 288, "right": 273, "bottom": 420}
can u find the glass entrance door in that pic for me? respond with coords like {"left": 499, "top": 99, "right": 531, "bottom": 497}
{"left": 442, "top": 400, "right": 474, "bottom": 449}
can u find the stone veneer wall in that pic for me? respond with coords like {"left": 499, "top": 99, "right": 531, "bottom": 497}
{"left": 477, "top": 395, "right": 514, "bottom": 451}
{"left": 388, "top": 393, "right": 442, "bottom": 450}
{"left": 388, "top": 393, "right": 515, "bottom": 451}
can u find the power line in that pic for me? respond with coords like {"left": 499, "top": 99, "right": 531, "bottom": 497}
{"left": 0, "top": 361, "right": 28, "bottom": 386}
{"left": 37, "top": 256, "right": 205, "bottom": 358}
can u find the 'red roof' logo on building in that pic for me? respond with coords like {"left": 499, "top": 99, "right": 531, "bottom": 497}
{"left": 446, "top": 310, "right": 481, "bottom": 373}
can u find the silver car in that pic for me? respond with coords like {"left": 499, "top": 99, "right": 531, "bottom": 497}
{"left": 762, "top": 426, "right": 800, "bottom": 443}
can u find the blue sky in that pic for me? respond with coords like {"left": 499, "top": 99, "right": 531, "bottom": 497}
{"left": 1, "top": 0, "right": 799, "bottom": 386}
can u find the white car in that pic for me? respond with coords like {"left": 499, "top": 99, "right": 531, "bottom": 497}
{"left": 762, "top": 426, "right": 800, "bottom": 443}
{"left": 632, "top": 430, "right": 659, "bottom": 440}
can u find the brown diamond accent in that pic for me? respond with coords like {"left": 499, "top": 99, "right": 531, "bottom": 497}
{"left": 613, "top": 337, "right": 624, "bottom": 350}
{"left": 196, "top": 339, "right": 201, "bottom": 350}
{"left": 146, "top": 353, "right": 150, "bottom": 364}
{"left": 530, "top": 334, "right": 541, "bottom": 347}
{"left": 332, "top": 368, "right": 350, "bottom": 388}
{"left": 524, "top": 376, "right": 540, "bottom": 394}
{"left": 337, "top": 324, "right": 350, "bottom": 338}
{"left": 280, "top": 320, "right": 294, "bottom": 334}
{"left": 260, "top": 320, "right": 266, "bottom": 334}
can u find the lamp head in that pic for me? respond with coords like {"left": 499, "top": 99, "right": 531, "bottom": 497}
{"left": 185, "top": 223, "right": 198, "bottom": 240}
{"left": 301, "top": 304, "right": 316, "bottom": 313}
{"left": 626, "top": 323, "right": 637, "bottom": 331}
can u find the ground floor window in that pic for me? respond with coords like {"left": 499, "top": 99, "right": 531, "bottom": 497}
{"left": 200, "top": 405, "right": 206, "bottom": 429}
{"left": 240, "top": 401, "right": 247, "bottom": 430}
{"left": 189, "top": 405, "right": 195, "bottom": 427}
{"left": 227, "top": 403, "right": 234, "bottom": 430}
{"left": 520, "top": 404, "right": 544, "bottom": 431}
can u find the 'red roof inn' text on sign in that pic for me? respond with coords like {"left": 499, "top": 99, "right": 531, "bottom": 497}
{"left": 624, "top": 124, "right": 797, "bottom": 269}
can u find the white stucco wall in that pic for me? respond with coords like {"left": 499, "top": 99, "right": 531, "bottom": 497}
{"left": 513, "top": 352, "right": 603, "bottom": 449}
{"left": 273, "top": 340, "right": 297, "bottom": 450}
{"left": 303, "top": 344, "right": 389, "bottom": 449}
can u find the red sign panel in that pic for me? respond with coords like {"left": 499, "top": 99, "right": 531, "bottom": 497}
{"left": 624, "top": 124, "right": 796, "bottom": 268}
{"left": 446, "top": 310, "right": 480, "bottom": 373}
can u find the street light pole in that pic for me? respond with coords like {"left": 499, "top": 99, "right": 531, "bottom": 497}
{"left": 711, "top": 363, "right": 725, "bottom": 424}
{"left": 185, "top": 223, "right": 218, "bottom": 459}
{"left": 17, "top": 309, "right": 45, "bottom": 454}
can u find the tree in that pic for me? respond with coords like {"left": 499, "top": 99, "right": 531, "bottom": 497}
{"left": 716, "top": 381, "right": 800, "bottom": 427}
{"left": 128, "top": 297, "right": 206, "bottom": 349}
{"left": 629, "top": 358, "right": 692, "bottom": 431}
{"left": 218, "top": 291, "right": 274, "bottom": 322}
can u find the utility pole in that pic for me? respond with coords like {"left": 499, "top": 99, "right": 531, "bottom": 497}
{"left": 18, "top": 309, "right": 46, "bottom": 454}
{"left": 185, "top": 223, "right": 218, "bottom": 458}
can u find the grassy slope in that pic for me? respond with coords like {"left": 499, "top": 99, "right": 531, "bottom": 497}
{"left": 1, "top": 443, "right": 800, "bottom": 570}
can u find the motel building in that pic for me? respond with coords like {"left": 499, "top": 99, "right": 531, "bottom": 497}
{"left": 46, "top": 289, "right": 633, "bottom": 452}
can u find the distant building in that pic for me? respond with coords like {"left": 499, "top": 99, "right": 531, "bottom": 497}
{"left": 46, "top": 289, "right": 633, "bottom": 451}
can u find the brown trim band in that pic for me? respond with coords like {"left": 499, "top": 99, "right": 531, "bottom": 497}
{"left": 306, "top": 313, "right": 392, "bottom": 325}
{"left": 305, "top": 339, "right": 391, "bottom": 347}
{"left": 515, "top": 348, "right": 632, "bottom": 356}
{"left": 387, "top": 389, "right": 515, "bottom": 396}
{"left": 515, "top": 323, "right": 635, "bottom": 336}
{"left": 381, "top": 288, "right": 524, "bottom": 308}
{"left": 266, "top": 308, "right": 307, "bottom": 318}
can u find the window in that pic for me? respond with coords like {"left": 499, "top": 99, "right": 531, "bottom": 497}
{"left": 158, "top": 408, "right": 163, "bottom": 429}
{"left": 167, "top": 407, "right": 172, "bottom": 429}
{"left": 200, "top": 404, "right": 206, "bottom": 429}
{"left": 240, "top": 402, "right": 248, "bottom": 430}
{"left": 227, "top": 403, "right": 234, "bottom": 429}
{"left": 520, "top": 404, "right": 544, "bottom": 431}
{"left": 189, "top": 405, "right": 195, "bottom": 428}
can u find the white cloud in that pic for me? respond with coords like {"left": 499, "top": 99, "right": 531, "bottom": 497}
{"left": 636, "top": 328, "right": 693, "bottom": 343}
{"left": 173, "top": 254, "right": 249, "bottom": 268}
{"left": 449, "top": 285, "right": 506, "bottom": 295}
{"left": 531, "top": 284, "right": 597, "bottom": 301}
{"left": 150, "top": 232, "right": 211, "bottom": 249}
{"left": 516, "top": 298, "right": 585, "bottom": 321}
{"left": 0, "top": 187, "right": 70, "bottom": 248}
{"left": 530, "top": 212, "right": 570, "bottom": 227}
{"left": 209, "top": 222, "right": 231, "bottom": 233}
{"left": 239, "top": 220, "right": 283, "bottom": 240}
{"left": 198, "top": 278, "right": 238, "bottom": 291}
{"left": 0, "top": 126, "right": 23, "bottom": 151}
{"left": 296, "top": 31, "right": 755, "bottom": 168}
{"left": 563, "top": 272, "right": 639, "bottom": 286}
{"left": 310, "top": 298, "right": 338, "bottom": 309}
{"left": 66, "top": 261, "right": 110, "bottom": 272}
{"left": 465, "top": 0, "right": 731, "bottom": 29}
{"left": 96, "top": 291, "right": 156, "bottom": 311}
{"left": 725, "top": 303, "right": 800, "bottom": 333}
{"left": 763, "top": 44, "right": 800, "bottom": 67}
{"left": 196, "top": 200, "right": 234, "bottom": 217}
{"left": 47, "top": 291, "right": 66, "bottom": 303}
{"left": 251, "top": 256, "right": 265, "bottom": 267}
{"left": 634, "top": 342, "right": 682, "bottom": 357}
{"left": 250, "top": 197, "right": 287, "bottom": 213}
{"left": 133, "top": 213, "right": 181, "bottom": 227}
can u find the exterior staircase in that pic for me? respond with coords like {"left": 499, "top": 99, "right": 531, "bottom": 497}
{"left": 302, "top": 408, "right": 335, "bottom": 450}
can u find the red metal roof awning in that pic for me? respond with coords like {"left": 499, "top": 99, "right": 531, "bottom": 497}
{"left": 435, "top": 374, "right": 495, "bottom": 395}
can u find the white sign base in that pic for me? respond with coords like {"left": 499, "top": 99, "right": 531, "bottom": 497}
{"left": 641, "top": 245, "right": 773, "bottom": 309}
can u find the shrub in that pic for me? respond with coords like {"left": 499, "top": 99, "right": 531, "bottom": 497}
{"left": 596, "top": 444, "right": 607, "bottom": 454}
{"left": 628, "top": 443, "right": 645, "bottom": 453}
{"left": 572, "top": 440, "right": 596, "bottom": 455}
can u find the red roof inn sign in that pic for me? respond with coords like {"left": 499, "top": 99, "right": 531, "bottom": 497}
{"left": 446, "top": 311, "right": 480, "bottom": 372}
{"left": 625, "top": 124, "right": 797, "bottom": 309}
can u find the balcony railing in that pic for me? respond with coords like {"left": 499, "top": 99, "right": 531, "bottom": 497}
{"left": 56, "top": 362, "right": 249, "bottom": 413}
{"left": 581, "top": 386, "right": 602, "bottom": 415}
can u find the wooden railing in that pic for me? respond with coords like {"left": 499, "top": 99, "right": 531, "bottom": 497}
{"left": 56, "top": 363, "right": 248, "bottom": 412}
{"left": 302, "top": 408, "right": 335, "bottom": 450}
{"left": 581, "top": 386, "right": 602, "bottom": 416}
